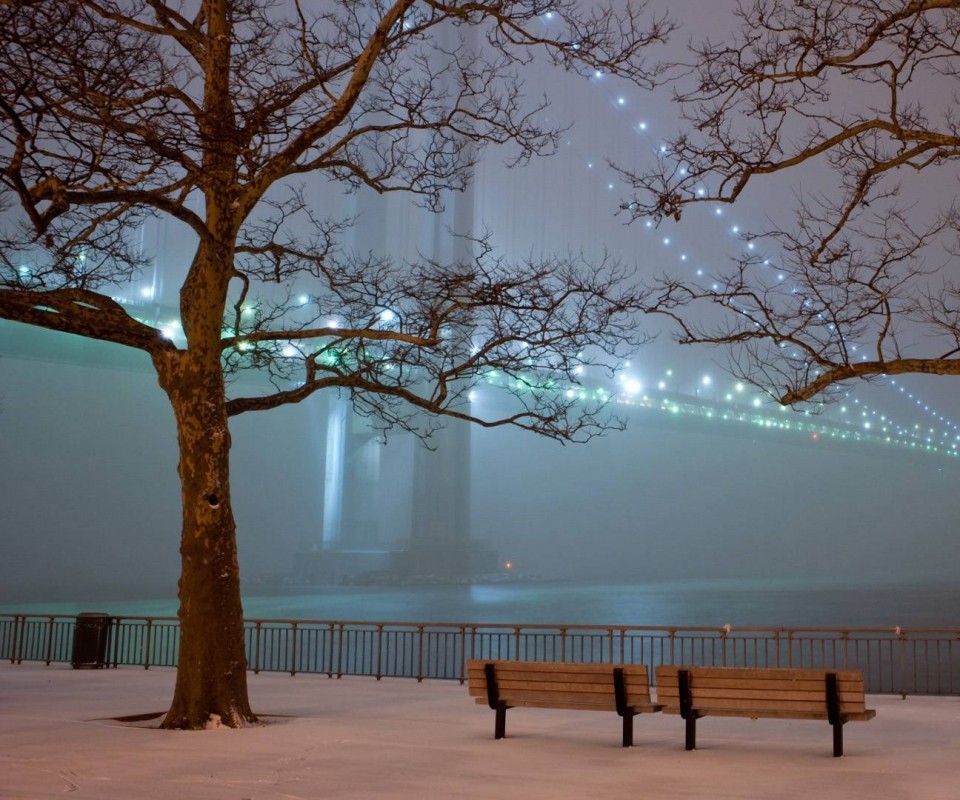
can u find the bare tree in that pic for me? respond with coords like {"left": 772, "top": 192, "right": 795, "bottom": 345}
{"left": 0, "top": 0, "right": 671, "bottom": 728}
{"left": 619, "top": 0, "right": 960, "bottom": 406}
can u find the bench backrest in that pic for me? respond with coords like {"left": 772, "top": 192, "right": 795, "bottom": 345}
{"left": 467, "top": 660, "right": 654, "bottom": 711}
{"left": 655, "top": 665, "right": 869, "bottom": 716}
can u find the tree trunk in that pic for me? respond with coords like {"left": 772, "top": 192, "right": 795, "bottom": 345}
{"left": 155, "top": 350, "right": 256, "bottom": 729}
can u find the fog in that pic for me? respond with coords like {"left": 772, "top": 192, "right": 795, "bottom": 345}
{"left": 2, "top": 338, "right": 959, "bottom": 603}
{"left": 2, "top": 1, "right": 960, "bottom": 606}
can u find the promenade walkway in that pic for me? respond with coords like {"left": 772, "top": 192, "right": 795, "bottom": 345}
{"left": 2, "top": 662, "right": 958, "bottom": 799}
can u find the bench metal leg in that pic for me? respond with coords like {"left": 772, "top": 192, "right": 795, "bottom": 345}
{"left": 832, "top": 721, "right": 844, "bottom": 757}
{"left": 494, "top": 704, "right": 507, "bottom": 740}
{"left": 622, "top": 712, "right": 634, "bottom": 747}
{"left": 685, "top": 715, "right": 697, "bottom": 751}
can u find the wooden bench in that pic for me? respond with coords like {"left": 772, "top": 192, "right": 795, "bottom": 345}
{"left": 655, "top": 665, "right": 876, "bottom": 756}
{"left": 466, "top": 659, "right": 662, "bottom": 747}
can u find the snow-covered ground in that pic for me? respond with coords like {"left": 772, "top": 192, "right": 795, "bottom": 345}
{"left": 2, "top": 662, "right": 958, "bottom": 799}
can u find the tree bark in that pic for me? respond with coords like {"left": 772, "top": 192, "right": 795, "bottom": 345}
{"left": 155, "top": 348, "right": 256, "bottom": 729}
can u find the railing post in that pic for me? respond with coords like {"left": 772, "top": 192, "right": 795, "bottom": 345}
{"left": 458, "top": 625, "right": 467, "bottom": 684}
{"left": 337, "top": 623, "right": 345, "bottom": 679}
{"left": 44, "top": 616, "right": 55, "bottom": 666}
{"left": 326, "top": 623, "right": 333, "bottom": 678}
{"left": 416, "top": 625, "right": 425, "bottom": 682}
{"left": 376, "top": 624, "right": 384, "bottom": 681}
{"left": 13, "top": 615, "right": 25, "bottom": 665}
{"left": 144, "top": 618, "right": 153, "bottom": 670}
{"left": 897, "top": 626, "right": 907, "bottom": 699}
{"left": 560, "top": 627, "right": 567, "bottom": 662}
{"left": 513, "top": 627, "right": 521, "bottom": 662}
{"left": 110, "top": 617, "right": 121, "bottom": 668}
{"left": 290, "top": 622, "right": 299, "bottom": 677}
{"left": 254, "top": 622, "right": 262, "bottom": 675}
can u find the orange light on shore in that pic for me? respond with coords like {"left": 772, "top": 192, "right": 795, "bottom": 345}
{"left": 504, "top": 561, "right": 513, "bottom": 570}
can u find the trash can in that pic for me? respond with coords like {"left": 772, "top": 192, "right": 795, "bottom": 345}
{"left": 71, "top": 612, "right": 112, "bottom": 669}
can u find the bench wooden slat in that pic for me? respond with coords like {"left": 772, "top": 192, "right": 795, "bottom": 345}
{"left": 467, "top": 660, "right": 650, "bottom": 676}
{"left": 468, "top": 672, "right": 649, "bottom": 689}
{"left": 468, "top": 679, "right": 652, "bottom": 696}
{"left": 467, "top": 665, "right": 651, "bottom": 682}
{"left": 656, "top": 675, "right": 863, "bottom": 692}
{"left": 470, "top": 687, "right": 654, "bottom": 705}
{"left": 655, "top": 686, "right": 866, "bottom": 704}
{"left": 659, "top": 696, "right": 867, "bottom": 713}
{"left": 661, "top": 706, "right": 876, "bottom": 721}
{"left": 474, "top": 697, "right": 664, "bottom": 713}
{"left": 655, "top": 666, "right": 864, "bottom": 681}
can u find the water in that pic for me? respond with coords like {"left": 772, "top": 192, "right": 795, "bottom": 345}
{"left": 5, "top": 576, "right": 959, "bottom": 629}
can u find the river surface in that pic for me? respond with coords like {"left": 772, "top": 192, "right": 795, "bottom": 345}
{"left": 5, "top": 577, "right": 959, "bottom": 629}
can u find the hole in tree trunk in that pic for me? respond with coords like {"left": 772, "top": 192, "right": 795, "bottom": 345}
{"left": 207, "top": 494, "right": 220, "bottom": 508}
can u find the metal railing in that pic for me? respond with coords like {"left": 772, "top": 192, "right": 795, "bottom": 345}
{"left": 2, "top": 614, "right": 958, "bottom": 696}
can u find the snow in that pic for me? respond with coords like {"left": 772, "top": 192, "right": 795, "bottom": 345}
{"left": 2, "top": 662, "right": 959, "bottom": 799}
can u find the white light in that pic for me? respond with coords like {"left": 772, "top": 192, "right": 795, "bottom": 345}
{"left": 638, "top": 122, "right": 647, "bottom": 131}
{"left": 545, "top": 10, "right": 554, "bottom": 19}
{"left": 696, "top": 269, "right": 703, "bottom": 276}
{"left": 701, "top": 375, "right": 712, "bottom": 386}
{"left": 140, "top": 286, "right": 155, "bottom": 299}
{"left": 697, "top": 188, "right": 706, "bottom": 197}
{"left": 468, "top": 390, "right": 477, "bottom": 401}
{"left": 298, "top": 294, "right": 309, "bottom": 305}
{"left": 658, "top": 380, "right": 666, "bottom": 390}
{"left": 624, "top": 379, "right": 641, "bottom": 395}
{"left": 594, "top": 70, "right": 602, "bottom": 79}
{"left": 17, "top": 265, "right": 30, "bottom": 275}
{"left": 565, "top": 389, "right": 576, "bottom": 399}
{"left": 753, "top": 398, "right": 762, "bottom": 408}
{"left": 747, "top": 242, "right": 755, "bottom": 250}
{"left": 735, "top": 382, "right": 744, "bottom": 392}
{"left": 617, "top": 97, "right": 626, "bottom": 106}
{"left": 659, "top": 144, "right": 668, "bottom": 153}
{"left": 327, "top": 319, "right": 339, "bottom": 329}
{"left": 587, "top": 162, "right": 593, "bottom": 169}
{"left": 573, "top": 365, "right": 584, "bottom": 375}
{"left": 715, "top": 208, "right": 723, "bottom": 216}
{"left": 379, "top": 309, "right": 396, "bottom": 323}
{"left": 282, "top": 345, "right": 297, "bottom": 357}
{"left": 731, "top": 225, "right": 739, "bottom": 234}
{"left": 663, "top": 237, "right": 670, "bottom": 246}
{"left": 608, "top": 183, "right": 614, "bottom": 190}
